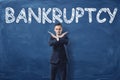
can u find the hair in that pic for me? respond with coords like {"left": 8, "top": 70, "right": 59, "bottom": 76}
{"left": 54, "top": 23, "right": 62, "bottom": 27}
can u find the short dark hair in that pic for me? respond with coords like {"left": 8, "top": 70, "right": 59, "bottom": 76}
{"left": 54, "top": 23, "right": 62, "bottom": 27}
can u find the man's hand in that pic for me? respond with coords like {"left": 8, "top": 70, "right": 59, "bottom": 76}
{"left": 48, "top": 31, "right": 56, "bottom": 38}
{"left": 48, "top": 31, "right": 59, "bottom": 41}
{"left": 48, "top": 31, "right": 68, "bottom": 41}
{"left": 59, "top": 32, "right": 68, "bottom": 38}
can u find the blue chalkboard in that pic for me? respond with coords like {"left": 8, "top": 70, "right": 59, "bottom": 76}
{"left": 0, "top": 0, "right": 120, "bottom": 80}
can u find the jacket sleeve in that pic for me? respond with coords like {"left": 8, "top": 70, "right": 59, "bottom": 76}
{"left": 59, "top": 35, "right": 68, "bottom": 45}
{"left": 49, "top": 36, "right": 59, "bottom": 46}
{"left": 49, "top": 35, "right": 68, "bottom": 46}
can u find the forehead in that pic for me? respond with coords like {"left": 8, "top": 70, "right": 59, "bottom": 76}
{"left": 54, "top": 25, "right": 62, "bottom": 29}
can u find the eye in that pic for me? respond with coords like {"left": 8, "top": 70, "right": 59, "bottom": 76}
{"left": 56, "top": 28, "right": 61, "bottom": 30}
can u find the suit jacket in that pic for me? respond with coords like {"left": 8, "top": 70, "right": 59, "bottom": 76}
{"left": 49, "top": 35, "right": 68, "bottom": 64}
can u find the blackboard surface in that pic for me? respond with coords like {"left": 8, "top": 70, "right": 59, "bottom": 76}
{"left": 0, "top": 0, "right": 120, "bottom": 80}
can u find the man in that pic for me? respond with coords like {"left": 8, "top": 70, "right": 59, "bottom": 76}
{"left": 48, "top": 23, "right": 68, "bottom": 80}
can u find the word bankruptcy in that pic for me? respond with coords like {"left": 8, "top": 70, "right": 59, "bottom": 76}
{"left": 5, "top": 7, "right": 118, "bottom": 24}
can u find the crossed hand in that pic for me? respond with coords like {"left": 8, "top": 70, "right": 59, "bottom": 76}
{"left": 48, "top": 31, "right": 68, "bottom": 41}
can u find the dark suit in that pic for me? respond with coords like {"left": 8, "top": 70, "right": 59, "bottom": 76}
{"left": 49, "top": 35, "right": 68, "bottom": 80}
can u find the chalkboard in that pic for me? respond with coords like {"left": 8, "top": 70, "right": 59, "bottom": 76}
{"left": 0, "top": 0, "right": 120, "bottom": 80}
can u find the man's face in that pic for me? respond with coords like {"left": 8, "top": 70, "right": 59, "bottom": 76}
{"left": 54, "top": 25, "right": 62, "bottom": 35}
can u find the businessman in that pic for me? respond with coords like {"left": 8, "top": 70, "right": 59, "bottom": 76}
{"left": 48, "top": 23, "right": 68, "bottom": 80}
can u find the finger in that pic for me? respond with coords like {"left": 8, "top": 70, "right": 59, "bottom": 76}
{"left": 64, "top": 32, "right": 68, "bottom": 34}
{"left": 63, "top": 32, "right": 68, "bottom": 34}
{"left": 49, "top": 33, "right": 56, "bottom": 38}
{"left": 48, "top": 31, "right": 54, "bottom": 36}
{"left": 48, "top": 31, "right": 52, "bottom": 34}
{"left": 62, "top": 32, "right": 68, "bottom": 35}
{"left": 48, "top": 31, "right": 51, "bottom": 34}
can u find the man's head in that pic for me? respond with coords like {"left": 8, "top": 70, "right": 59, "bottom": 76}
{"left": 54, "top": 23, "right": 63, "bottom": 35}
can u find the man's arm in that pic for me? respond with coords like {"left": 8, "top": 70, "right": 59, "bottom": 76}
{"left": 49, "top": 35, "right": 68, "bottom": 46}
{"left": 49, "top": 36, "right": 59, "bottom": 46}
{"left": 59, "top": 35, "right": 68, "bottom": 45}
